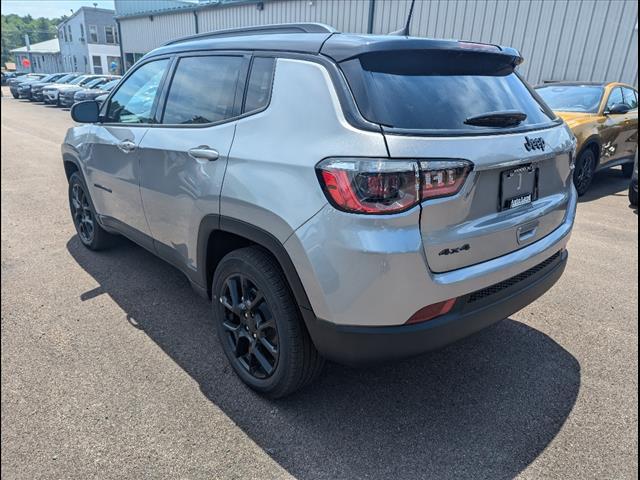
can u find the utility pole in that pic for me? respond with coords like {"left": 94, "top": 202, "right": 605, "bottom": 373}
{"left": 24, "top": 34, "right": 33, "bottom": 72}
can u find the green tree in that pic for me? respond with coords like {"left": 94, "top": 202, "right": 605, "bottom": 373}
{"left": 1, "top": 14, "right": 67, "bottom": 68}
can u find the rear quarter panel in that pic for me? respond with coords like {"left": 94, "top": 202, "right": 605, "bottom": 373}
{"left": 220, "top": 57, "right": 388, "bottom": 242}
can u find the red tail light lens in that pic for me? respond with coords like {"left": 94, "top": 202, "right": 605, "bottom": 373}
{"left": 317, "top": 159, "right": 419, "bottom": 214}
{"left": 420, "top": 160, "right": 472, "bottom": 200}
{"left": 317, "top": 158, "right": 472, "bottom": 214}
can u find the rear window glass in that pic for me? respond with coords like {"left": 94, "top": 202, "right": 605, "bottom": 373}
{"left": 243, "top": 57, "right": 275, "bottom": 113}
{"left": 341, "top": 52, "right": 555, "bottom": 132}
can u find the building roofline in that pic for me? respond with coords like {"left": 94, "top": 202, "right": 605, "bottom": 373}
{"left": 58, "top": 6, "right": 116, "bottom": 25}
{"left": 10, "top": 38, "right": 61, "bottom": 54}
{"left": 115, "top": 0, "right": 262, "bottom": 20}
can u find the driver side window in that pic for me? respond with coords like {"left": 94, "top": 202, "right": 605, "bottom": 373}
{"left": 105, "top": 58, "right": 169, "bottom": 124}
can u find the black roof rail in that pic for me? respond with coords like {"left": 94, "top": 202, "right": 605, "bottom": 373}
{"left": 163, "top": 23, "right": 338, "bottom": 46}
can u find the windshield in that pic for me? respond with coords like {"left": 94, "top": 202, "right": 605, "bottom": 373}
{"left": 79, "top": 76, "right": 99, "bottom": 86}
{"left": 340, "top": 51, "right": 556, "bottom": 132}
{"left": 535, "top": 85, "right": 604, "bottom": 113}
{"left": 85, "top": 78, "right": 107, "bottom": 88}
{"left": 68, "top": 76, "right": 88, "bottom": 85}
{"left": 57, "top": 74, "right": 77, "bottom": 83}
{"left": 101, "top": 79, "right": 119, "bottom": 90}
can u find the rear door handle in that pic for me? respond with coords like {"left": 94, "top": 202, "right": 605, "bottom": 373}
{"left": 117, "top": 140, "right": 136, "bottom": 154}
{"left": 188, "top": 146, "right": 219, "bottom": 161}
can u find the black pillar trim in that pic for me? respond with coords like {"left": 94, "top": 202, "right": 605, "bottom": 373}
{"left": 115, "top": 18, "right": 125, "bottom": 74}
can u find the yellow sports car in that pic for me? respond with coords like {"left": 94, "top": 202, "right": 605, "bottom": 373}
{"left": 535, "top": 82, "right": 638, "bottom": 195}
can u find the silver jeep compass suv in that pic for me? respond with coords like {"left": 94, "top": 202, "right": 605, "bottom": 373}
{"left": 63, "top": 24, "right": 577, "bottom": 398}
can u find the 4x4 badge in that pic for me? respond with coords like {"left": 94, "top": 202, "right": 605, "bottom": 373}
{"left": 524, "top": 136, "right": 546, "bottom": 151}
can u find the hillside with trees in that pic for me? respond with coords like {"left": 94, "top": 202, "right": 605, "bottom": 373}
{"left": 1, "top": 14, "right": 67, "bottom": 67}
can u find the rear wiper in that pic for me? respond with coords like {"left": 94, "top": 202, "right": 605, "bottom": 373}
{"left": 464, "top": 110, "right": 527, "bottom": 128}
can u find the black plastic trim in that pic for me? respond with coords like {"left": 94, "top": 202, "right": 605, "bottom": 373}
{"left": 196, "top": 215, "right": 314, "bottom": 311}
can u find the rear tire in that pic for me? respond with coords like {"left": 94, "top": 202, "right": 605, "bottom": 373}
{"left": 68, "top": 172, "right": 114, "bottom": 250}
{"left": 573, "top": 149, "right": 596, "bottom": 196}
{"left": 621, "top": 162, "right": 634, "bottom": 177}
{"left": 212, "top": 246, "right": 324, "bottom": 398}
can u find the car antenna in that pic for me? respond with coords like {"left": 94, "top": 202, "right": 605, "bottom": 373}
{"left": 389, "top": 0, "right": 416, "bottom": 36}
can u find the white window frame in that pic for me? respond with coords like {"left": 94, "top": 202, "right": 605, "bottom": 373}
{"left": 104, "top": 25, "right": 117, "bottom": 44}
{"left": 89, "top": 25, "right": 99, "bottom": 43}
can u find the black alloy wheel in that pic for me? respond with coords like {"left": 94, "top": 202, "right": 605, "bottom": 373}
{"left": 219, "top": 273, "right": 279, "bottom": 379}
{"left": 212, "top": 246, "right": 325, "bottom": 398}
{"left": 574, "top": 149, "right": 596, "bottom": 196}
{"left": 70, "top": 182, "right": 95, "bottom": 245}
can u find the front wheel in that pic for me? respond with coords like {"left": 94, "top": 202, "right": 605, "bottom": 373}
{"left": 68, "top": 172, "right": 114, "bottom": 250}
{"left": 212, "top": 246, "right": 324, "bottom": 398}
{"left": 574, "top": 149, "right": 596, "bottom": 196}
{"left": 11, "top": 91, "right": 18, "bottom": 99}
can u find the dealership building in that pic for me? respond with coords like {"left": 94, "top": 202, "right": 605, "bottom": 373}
{"left": 114, "top": 0, "right": 638, "bottom": 86}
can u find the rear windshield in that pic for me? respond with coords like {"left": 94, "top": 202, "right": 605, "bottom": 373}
{"left": 340, "top": 51, "right": 556, "bottom": 132}
{"left": 535, "top": 85, "right": 604, "bottom": 113}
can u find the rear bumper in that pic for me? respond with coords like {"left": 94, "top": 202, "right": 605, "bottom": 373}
{"left": 306, "top": 249, "right": 567, "bottom": 365}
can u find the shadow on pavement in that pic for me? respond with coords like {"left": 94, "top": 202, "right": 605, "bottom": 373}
{"left": 579, "top": 166, "right": 631, "bottom": 203}
{"left": 67, "top": 235, "right": 581, "bottom": 480}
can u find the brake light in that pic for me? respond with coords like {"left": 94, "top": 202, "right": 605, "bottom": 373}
{"left": 317, "top": 159, "right": 419, "bottom": 214}
{"left": 420, "top": 160, "right": 472, "bottom": 200}
{"left": 316, "top": 158, "right": 472, "bottom": 214}
{"left": 406, "top": 298, "right": 457, "bottom": 324}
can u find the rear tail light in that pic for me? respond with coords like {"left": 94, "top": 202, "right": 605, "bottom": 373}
{"left": 420, "top": 160, "right": 472, "bottom": 200}
{"left": 316, "top": 158, "right": 472, "bottom": 214}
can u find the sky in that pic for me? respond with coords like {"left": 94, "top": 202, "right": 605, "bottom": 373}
{"left": 1, "top": 0, "right": 115, "bottom": 18}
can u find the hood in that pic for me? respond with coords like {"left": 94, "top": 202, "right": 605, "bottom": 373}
{"left": 56, "top": 84, "right": 82, "bottom": 91}
{"left": 555, "top": 111, "right": 598, "bottom": 128}
{"left": 84, "top": 87, "right": 108, "bottom": 93}
{"left": 44, "top": 83, "right": 71, "bottom": 90}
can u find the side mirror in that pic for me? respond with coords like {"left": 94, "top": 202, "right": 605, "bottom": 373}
{"left": 71, "top": 100, "right": 100, "bottom": 123}
{"left": 607, "top": 103, "right": 630, "bottom": 115}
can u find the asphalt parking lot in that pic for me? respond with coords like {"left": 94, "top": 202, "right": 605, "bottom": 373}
{"left": 1, "top": 87, "right": 637, "bottom": 480}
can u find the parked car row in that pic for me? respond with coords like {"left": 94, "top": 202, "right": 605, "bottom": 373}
{"left": 6, "top": 72, "right": 120, "bottom": 108}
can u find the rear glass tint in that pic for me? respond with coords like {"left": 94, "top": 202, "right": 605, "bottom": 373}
{"left": 244, "top": 57, "right": 275, "bottom": 113}
{"left": 163, "top": 55, "right": 243, "bottom": 125}
{"left": 340, "top": 52, "right": 556, "bottom": 132}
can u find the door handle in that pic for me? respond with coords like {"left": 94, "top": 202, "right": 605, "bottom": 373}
{"left": 117, "top": 140, "right": 136, "bottom": 154}
{"left": 188, "top": 146, "right": 219, "bottom": 161}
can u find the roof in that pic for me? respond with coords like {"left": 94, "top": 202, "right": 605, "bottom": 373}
{"left": 146, "top": 24, "right": 522, "bottom": 68}
{"left": 57, "top": 6, "right": 115, "bottom": 25}
{"left": 10, "top": 38, "right": 60, "bottom": 54}
{"left": 115, "top": 0, "right": 258, "bottom": 19}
